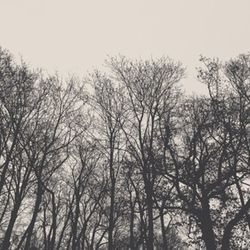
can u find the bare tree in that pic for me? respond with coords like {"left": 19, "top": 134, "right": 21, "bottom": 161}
{"left": 89, "top": 71, "right": 126, "bottom": 250}
{"left": 106, "top": 56, "right": 184, "bottom": 250}
{"left": 2, "top": 46, "right": 250, "bottom": 250}
{"left": 163, "top": 55, "right": 250, "bottom": 249}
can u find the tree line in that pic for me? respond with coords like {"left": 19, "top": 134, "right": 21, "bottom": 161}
{"left": 0, "top": 47, "right": 249, "bottom": 249}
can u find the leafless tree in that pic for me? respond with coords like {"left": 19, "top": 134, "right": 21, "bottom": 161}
{"left": 106, "top": 56, "right": 184, "bottom": 250}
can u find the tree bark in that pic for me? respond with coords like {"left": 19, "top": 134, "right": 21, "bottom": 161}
{"left": 200, "top": 198, "right": 216, "bottom": 250}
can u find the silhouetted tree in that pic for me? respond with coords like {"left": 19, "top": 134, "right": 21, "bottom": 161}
{"left": 106, "top": 56, "right": 184, "bottom": 250}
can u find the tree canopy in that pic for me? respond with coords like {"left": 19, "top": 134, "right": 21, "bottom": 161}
{"left": 0, "top": 47, "right": 249, "bottom": 249}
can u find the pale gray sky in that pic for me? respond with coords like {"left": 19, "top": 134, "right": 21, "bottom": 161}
{"left": 0, "top": 0, "right": 250, "bottom": 93}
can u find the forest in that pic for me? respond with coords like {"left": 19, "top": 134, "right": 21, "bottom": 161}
{"left": 0, "top": 47, "right": 250, "bottom": 250}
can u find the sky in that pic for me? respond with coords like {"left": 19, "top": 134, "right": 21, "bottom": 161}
{"left": 0, "top": 0, "right": 250, "bottom": 93}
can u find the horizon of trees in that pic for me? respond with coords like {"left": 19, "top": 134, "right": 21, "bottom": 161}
{"left": 0, "top": 46, "right": 250, "bottom": 250}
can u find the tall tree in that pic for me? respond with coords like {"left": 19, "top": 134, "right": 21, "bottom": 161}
{"left": 90, "top": 71, "right": 126, "bottom": 250}
{"left": 107, "top": 56, "right": 184, "bottom": 249}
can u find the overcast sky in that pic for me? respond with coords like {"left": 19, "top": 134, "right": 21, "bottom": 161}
{"left": 0, "top": 0, "right": 250, "bottom": 93}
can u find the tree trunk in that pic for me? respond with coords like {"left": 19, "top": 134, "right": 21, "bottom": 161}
{"left": 71, "top": 195, "right": 80, "bottom": 250}
{"left": 221, "top": 227, "right": 232, "bottom": 250}
{"left": 108, "top": 176, "right": 115, "bottom": 250}
{"left": 1, "top": 198, "right": 21, "bottom": 250}
{"left": 160, "top": 208, "right": 168, "bottom": 250}
{"left": 129, "top": 200, "right": 135, "bottom": 250}
{"left": 108, "top": 133, "right": 115, "bottom": 250}
{"left": 23, "top": 182, "right": 43, "bottom": 250}
{"left": 145, "top": 181, "right": 154, "bottom": 250}
{"left": 200, "top": 198, "right": 216, "bottom": 250}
